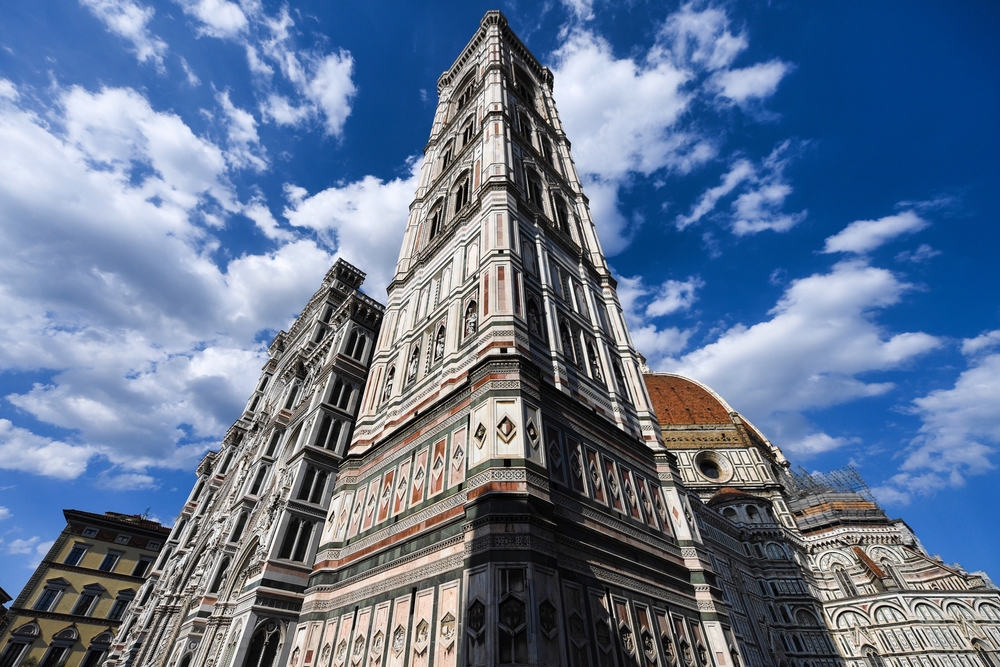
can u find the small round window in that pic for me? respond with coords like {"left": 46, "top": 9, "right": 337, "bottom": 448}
{"left": 693, "top": 451, "right": 733, "bottom": 482}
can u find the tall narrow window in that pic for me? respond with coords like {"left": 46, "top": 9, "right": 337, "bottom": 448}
{"left": 229, "top": 512, "right": 248, "bottom": 543}
{"left": 34, "top": 587, "right": 62, "bottom": 612}
{"left": 72, "top": 591, "right": 99, "bottom": 616}
{"left": 278, "top": 518, "right": 315, "bottom": 562}
{"left": 209, "top": 558, "right": 230, "bottom": 595}
{"left": 65, "top": 543, "right": 89, "bottom": 566}
{"left": 834, "top": 565, "right": 858, "bottom": 598}
{"left": 264, "top": 429, "right": 284, "bottom": 457}
{"left": 518, "top": 111, "right": 532, "bottom": 145}
{"left": 540, "top": 135, "right": 554, "bottom": 165}
{"left": 345, "top": 330, "right": 358, "bottom": 358}
{"left": 107, "top": 592, "right": 134, "bottom": 620}
{"left": 131, "top": 557, "right": 153, "bottom": 578}
{"left": 525, "top": 169, "right": 543, "bottom": 207}
{"left": 454, "top": 176, "right": 471, "bottom": 214}
{"left": 283, "top": 383, "right": 300, "bottom": 410}
{"left": 441, "top": 141, "right": 454, "bottom": 170}
{"left": 462, "top": 120, "right": 475, "bottom": 146}
{"left": 99, "top": 551, "right": 122, "bottom": 573}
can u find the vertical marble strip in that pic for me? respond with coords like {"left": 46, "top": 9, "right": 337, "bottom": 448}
{"left": 410, "top": 447, "right": 429, "bottom": 506}
{"left": 448, "top": 426, "right": 467, "bottom": 488}
{"left": 349, "top": 606, "right": 373, "bottom": 667}
{"left": 392, "top": 459, "right": 411, "bottom": 516}
{"left": 319, "top": 617, "right": 341, "bottom": 667}
{"left": 334, "top": 490, "right": 354, "bottom": 542}
{"left": 586, "top": 448, "right": 606, "bottom": 505}
{"left": 429, "top": 438, "right": 447, "bottom": 497}
{"left": 386, "top": 593, "right": 412, "bottom": 667}
{"left": 333, "top": 612, "right": 356, "bottom": 667}
{"left": 365, "top": 600, "right": 392, "bottom": 667}
{"left": 410, "top": 588, "right": 435, "bottom": 667}
{"left": 347, "top": 487, "right": 366, "bottom": 539}
{"left": 376, "top": 468, "right": 395, "bottom": 524}
{"left": 436, "top": 580, "right": 461, "bottom": 667}
{"left": 362, "top": 477, "right": 380, "bottom": 531}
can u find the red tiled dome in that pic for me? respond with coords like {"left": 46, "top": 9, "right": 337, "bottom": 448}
{"left": 643, "top": 373, "right": 734, "bottom": 426}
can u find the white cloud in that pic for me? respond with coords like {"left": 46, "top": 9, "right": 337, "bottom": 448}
{"left": 305, "top": 51, "right": 357, "bottom": 137}
{"left": 659, "top": 260, "right": 941, "bottom": 456}
{"left": 823, "top": 210, "right": 928, "bottom": 254}
{"left": 79, "top": 0, "right": 168, "bottom": 68}
{"left": 881, "top": 344, "right": 1000, "bottom": 503}
{"left": 961, "top": 329, "right": 1000, "bottom": 356}
{"left": 549, "top": 3, "right": 792, "bottom": 253}
{"left": 710, "top": 60, "right": 790, "bottom": 105}
{"left": 676, "top": 141, "right": 806, "bottom": 235}
{"left": 660, "top": 3, "right": 747, "bottom": 71}
{"left": 217, "top": 91, "right": 267, "bottom": 171}
{"left": 8, "top": 536, "right": 40, "bottom": 555}
{"left": 0, "top": 80, "right": 341, "bottom": 480}
{"left": 645, "top": 277, "right": 704, "bottom": 317}
{"left": 174, "top": 0, "right": 248, "bottom": 38}
{"left": 561, "top": 0, "right": 594, "bottom": 22}
{"left": 283, "top": 161, "right": 422, "bottom": 294}
{"left": 97, "top": 471, "right": 160, "bottom": 491}
{"left": 613, "top": 274, "right": 696, "bottom": 367}
{"left": 0, "top": 507, "right": 11, "bottom": 521}
{"left": 895, "top": 243, "right": 941, "bottom": 264}
{"left": 179, "top": 57, "right": 201, "bottom": 86}
{"left": 0, "top": 419, "right": 96, "bottom": 479}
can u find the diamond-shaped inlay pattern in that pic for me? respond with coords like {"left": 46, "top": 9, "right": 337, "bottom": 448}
{"left": 497, "top": 415, "right": 516, "bottom": 443}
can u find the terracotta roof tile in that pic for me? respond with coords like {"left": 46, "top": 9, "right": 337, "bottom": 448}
{"left": 643, "top": 374, "right": 733, "bottom": 426}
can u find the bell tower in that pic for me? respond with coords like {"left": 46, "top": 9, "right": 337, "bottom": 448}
{"left": 295, "top": 12, "right": 735, "bottom": 667}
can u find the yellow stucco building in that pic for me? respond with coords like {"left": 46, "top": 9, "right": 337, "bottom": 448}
{"left": 0, "top": 509, "right": 169, "bottom": 667}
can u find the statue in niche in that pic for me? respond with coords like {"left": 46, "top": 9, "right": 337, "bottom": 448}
{"left": 382, "top": 366, "right": 395, "bottom": 402}
{"left": 407, "top": 346, "right": 420, "bottom": 383}
{"left": 434, "top": 327, "right": 446, "bottom": 361}
{"left": 464, "top": 301, "right": 478, "bottom": 336}
{"left": 527, "top": 299, "right": 541, "bottom": 335}
{"left": 587, "top": 341, "right": 603, "bottom": 381}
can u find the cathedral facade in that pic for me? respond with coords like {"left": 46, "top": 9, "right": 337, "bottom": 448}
{"left": 98, "top": 12, "right": 1000, "bottom": 667}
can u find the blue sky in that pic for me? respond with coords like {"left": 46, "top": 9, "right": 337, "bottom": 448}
{"left": 0, "top": 0, "right": 997, "bottom": 597}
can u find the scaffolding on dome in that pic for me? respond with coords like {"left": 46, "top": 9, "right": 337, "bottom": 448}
{"left": 785, "top": 465, "right": 875, "bottom": 501}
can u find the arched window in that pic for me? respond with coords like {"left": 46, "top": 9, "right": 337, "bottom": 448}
{"left": 834, "top": 565, "right": 858, "bottom": 598}
{"left": 453, "top": 175, "right": 471, "bottom": 214}
{"left": 914, "top": 603, "right": 942, "bottom": 620}
{"left": 464, "top": 301, "right": 478, "bottom": 337}
{"left": 553, "top": 196, "right": 570, "bottom": 233}
{"left": 835, "top": 611, "right": 868, "bottom": 628}
{"left": 974, "top": 640, "right": 1000, "bottom": 667}
{"left": 794, "top": 609, "right": 819, "bottom": 626}
{"left": 209, "top": 558, "right": 231, "bottom": 594}
{"left": 80, "top": 631, "right": 114, "bottom": 667}
{"left": 249, "top": 464, "right": 269, "bottom": 495}
{"left": 0, "top": 622, "right": 40, "bottom": 667}
{"left": 863, "top": 647, "right": 886, "bottom": 667}
{"left": 264, "top": 429, "right": 284, "bottom": 457}
{"left": 980, "top": 603, "right": 1000, "bottom": 621}
{"left": 243, "top": 620, "right": 281, "bottom": 667}
{"left": 513, "top": 66, "right": 536, "bottom": 107}
{"left": 745, "top": 505, "right": 760, "bottom": 522}
{"left": 612, "top": 360, "right": 630, "bottom": 402}
{"left": 440, "top": 141, "right": 454, "bottom": 171}
{"left": 427, "top": 205, "right": 444, "bottom": 243}
{"left": 525, "top": 168, "right": 543, "bottom": 207}
{"left": 539, "top": 134, "right": 554, "bottom": 165}
{"left": 297, "top": 466, "right": 328, "bottom": 504}
{"left": 433, "top": 326, "right": 446, "bottom": 361}
{"left": 880, "top": 558, "right": 906, "bottom": 590}
{"left": 456, "top": 78, "right": 475, "bottom": 111}
{"left": 345, "top": 330, "right": 358, "bottom": 357}
{"left": 722, "top": 507, "right": 737, "bottom": 520}
{"left": 461, "top": 118, "right": 475, "bottom": 147}
{"left": 178, "top": 654, "right": 192, "bottom": 667}
{"left": 382, "top": 366, "right": 395, "bottom": 402}
{"left": 282, "top": 382, "right": 300, "bottom": 410}
{"left": 517, "top": 111, "right": 532, "bottom": 145}
{"left": 873, "top": 606, "right": 905, "bottom": 623}
{"left": 278, "top": 517, "right": 315, "bottom": 562}
{"left": 766, "top": 543, "right": 786, "bottom": 559}
{"left": 229, "top": 512, "right": 248, "bottom": 543}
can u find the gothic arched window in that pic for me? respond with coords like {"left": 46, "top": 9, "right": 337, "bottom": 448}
{"left": 441, "top": 141, "right": 454, "bottom": 171}
{"left": 453, "top": 175, "right": 471, "bottom": 214}
{"left": 427, "top": 204, "right": 444, "bottom": 242}
{"left": 461, "top": 118, "right": 475, "bottom": 147}
{"left": 539, "top": 134, "right": 554, "bottom": 165}
{"left": 243, "top": 620, "right": 281, "bottom": 667}
{"left": 834, "top": 565, "right": 858, "bottom": 598}
{"left": 517, "top": 111, "right": 532, "bottom": 145}
{"left": 209, "top": 558, "right": 231, "bottom": 594}
{"left": 525, "top": 169, "right": 543, "bottom": 208}
{"left": 229, "top": 512, "right": 248, "bottom": 543}
{"left": 864, "top": 647, "right": 886, "bottom": 667}
{"left": 553, "top": 196, "right": 570, "bottom": 233}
